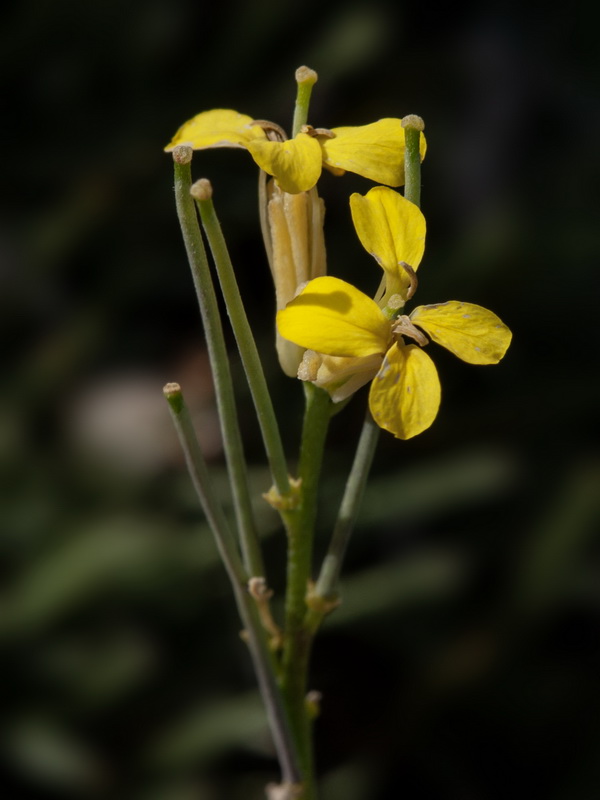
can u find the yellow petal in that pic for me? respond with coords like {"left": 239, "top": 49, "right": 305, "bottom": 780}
{"left": 410, "top": 302, "right": 512, "bottom": 365}
{"left": 164, "top": 109, "right": 266, "bottom": 151}
{"left": 320, "top": 119, "right": 427, "bottom": 186}
{"left": 304, "top": 352, "right": 383, "bottom": 403}
{"left": 350, "top": 186, "right": 426, "bottom": 297}
{"left": 246, "top": 134, "right": 322, "bottom": 193}
{"left": 369, "top": 344, "right": 441, "bottom": 439}
{"left": 277, "top": 276, "right": 391, "bottom": 357}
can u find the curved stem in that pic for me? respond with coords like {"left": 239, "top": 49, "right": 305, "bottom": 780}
{"left": 173, "top": 155, "right": 265, "bottom": 579}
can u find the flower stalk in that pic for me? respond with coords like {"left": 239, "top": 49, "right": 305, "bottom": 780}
{"left": 172, "top": 147, "right": 264, "bottom": 578}
{"left": 308, "top": 116, "right": 425, "bottom": 615}
{"left": 191, "top": 178, "right": 292, "bottom": 501}
{"left": 163, "top": 383, "right": 302, "bottom": 787}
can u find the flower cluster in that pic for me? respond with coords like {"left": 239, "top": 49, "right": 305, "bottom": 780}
{"left": 277, "top": 186, "right": 512, "bottom": 439}
{"left": 166, "top": 99, "right": 510, "bottom": 440}
{"left": 165, "top": 108, "right": 427, "bottom": 194}
{"left": 166, "top": 104, "right": 426, "bottom": 377}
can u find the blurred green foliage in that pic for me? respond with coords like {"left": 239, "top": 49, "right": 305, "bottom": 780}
{"left": 2, "top": 0, "right": 599, "bottom": 797}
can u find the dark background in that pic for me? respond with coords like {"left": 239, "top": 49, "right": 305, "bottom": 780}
{"left": 2, "top": 1, "right": 599, "bottom": 798}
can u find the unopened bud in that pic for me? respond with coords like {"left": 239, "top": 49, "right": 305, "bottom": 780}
{"left": 190, "top": 178, "right": 213, "bottom": 201}
{"left": 172, "top": 144, "right": 193, "bottom": 164}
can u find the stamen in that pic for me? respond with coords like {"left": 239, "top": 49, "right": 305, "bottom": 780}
{"left": 301, "top": 124, "right": 336, "bottom": 139}
{"left": 398, "top": 261, "right": 418, "bottom": 299}
{"left": 252, "top": 119, "right": 288, "bottom": 142}
{"left": 392, "top": 315, "right": 429, "bottom": 346}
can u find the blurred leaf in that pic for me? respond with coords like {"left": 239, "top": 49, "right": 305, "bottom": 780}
{"left": 37, "top": 630, "right": 154, "bottom": 707}
{"left": 5, "top": 719, "right": 102, "bottom": 791}
{"left": 319, "top": 759, "right": 378, "bottom": 800}
{"left": 513, "top": 460, "right": 600, "bottom": 619}
{"left": 1, "top": 517, "right": 209, "bottom": 635}
{"left": 325, "top": 549, "right": 464, "bottom": 628}
{"left": 355, "top": 448, "right": 516, "bottom": 526}
{"left": 146, "top": 691, "right": 267, "bottom": 768}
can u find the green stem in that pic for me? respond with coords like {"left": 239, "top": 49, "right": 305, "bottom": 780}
{"left": 308, "top": 409, "right": 380, "bottom": 614}
{"left": 292, "top": 66, "right": 318, "bottom": 138}
{"left": 172, "top": 150, "right": 265, "bottom": 579}
{"left": 402, "top": 114, "right": 425, "bottom": 207}
{"left": 281, "top": 383, "right": 331, "bottom": 791}
{"left": 308, "top": 115, "right": 425, "bottom": 621}
{"left": 193, "top": 185, "right": 292, "bottom": 501}
{"left": 163, "top": 384, "right": 302, "bottom": 786}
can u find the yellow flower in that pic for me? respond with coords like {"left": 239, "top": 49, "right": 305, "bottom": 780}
{"left": 164, "top": 109, "right": 427, "bottom": 194}
{"left": 276, "top": 187, "right": 512, "bottom": 439}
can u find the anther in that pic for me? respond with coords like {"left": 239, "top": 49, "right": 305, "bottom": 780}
{"left": 398, "top": 261, "right": 419, "bottom": 299}
{"left": 251, "top": 119, "right": 288, "bottom": 142}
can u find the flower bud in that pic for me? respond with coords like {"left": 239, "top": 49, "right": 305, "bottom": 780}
{"left": 266, "top": 183, "right": 327, "bottom": 376}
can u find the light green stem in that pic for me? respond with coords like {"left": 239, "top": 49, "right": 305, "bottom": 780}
{"left": 402, "top": 115, "right": 425, "bottom": 207}
{"left": 194, "top": 190, "right": 292, "bottom": 500}
{"left": 173, "top": 154, "right": 265, "bottom": 579}
{"left": 308, "top": 115, "right": 425, "bottom": 619}
{"left": 292, "top": 66, "right": 318, "bottom": 137}
{"left": 163, "top": 384, "right": 302, "bottom": 786}
{"left": 309, "top": 409, "right": 380, "bottom": 611}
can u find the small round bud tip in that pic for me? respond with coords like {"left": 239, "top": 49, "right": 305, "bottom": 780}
{"left": 190, "top": 178, "right": 213, "bottom": 201}
{"left": 172, "top": 145, "right": 193, "bottom": 165}
{"left": 163, "top": 382, "right": 184, "bottom": 413}
{"left": 163, "top": 382, "right": 181, "bottom": 397}
{"left": 402, "top": 114, "right": 425, "bottom": 132}
{"left": 295, "top": 65, "right": 318, "bottom": 86}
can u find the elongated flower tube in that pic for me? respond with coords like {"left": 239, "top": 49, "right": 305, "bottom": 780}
{"left": 164, "top": 109, "right": 427, "bottom": 194}
{"left": 266, "top": 181, "right": 327, "bottom": 376}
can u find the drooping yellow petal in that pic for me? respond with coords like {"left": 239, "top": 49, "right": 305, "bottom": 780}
{"left": 246, "top": 134, "right": 322, "bottom": 193}
{"left": 164, "top": 109, "right": 266, "bottom": 151}
{"left": 299, "top": 351, "right": 383, "bottom": 403}
{"left": 320, "top": 119, "right": 427, "bottom": 186}
{"left": 350, "top": 186, "right": 426, "bottom": 298}
{"left": 369, "top": 344, "right": 441, "bottom": 439}
{"left": 277, "top": 276, "right": 391, "bottom": 357}
{"left": 410, "top": 302, "right": 512, "bottom": 365}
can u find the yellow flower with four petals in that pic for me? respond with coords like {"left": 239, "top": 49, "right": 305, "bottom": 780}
{"left": 165, "top": 109, "right": 427, "bottom": 194}
{"left": 277, "top": 187, "right": 512, "bottom": 439}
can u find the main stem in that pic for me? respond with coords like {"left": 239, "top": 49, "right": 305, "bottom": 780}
{"left": 281, "top": 384, "right": 331, "bottom": 794}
